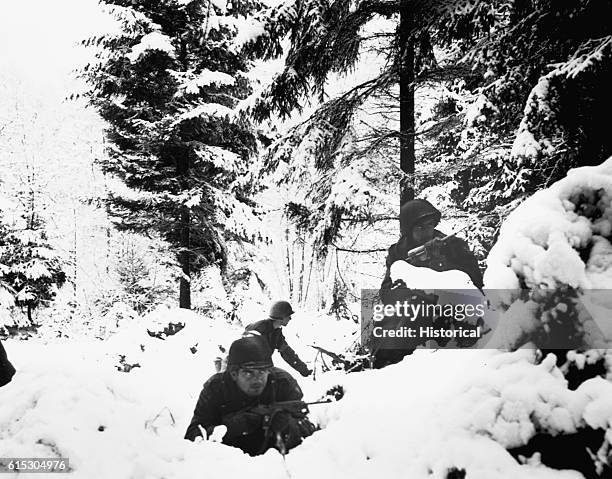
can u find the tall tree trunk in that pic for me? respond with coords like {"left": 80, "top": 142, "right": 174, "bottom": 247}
{"left": 285, "top": 226, "right": 293, "bottom": 300}
{"left": 177, "top": 144, "right": 191, "bottom": 309}
{"left": 27, "top": 303, "right": 32, "bottom": 324}
{"left": 399, "top": 0, "right": 416, "bottom": 208}
{"left": 179, "top": 207, "right": 191, "bottom": 309}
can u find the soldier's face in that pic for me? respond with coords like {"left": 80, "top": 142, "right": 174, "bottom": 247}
{"left": 412, "top": 219, "right": 437, "bottom": 244}
{"left": 232, "top": 368, "right": 271, "bottom": 396}
{"left": 273, "top": 315, "right": 292, "bottom": 328}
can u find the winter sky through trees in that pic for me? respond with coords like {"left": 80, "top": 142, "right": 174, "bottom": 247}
{"left": 0, "top": 1, "right": 117, "bottom": 91}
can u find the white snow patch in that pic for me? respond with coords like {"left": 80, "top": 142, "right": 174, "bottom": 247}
{"left": 126, "top": 31, "right": 175, "bottom": 63}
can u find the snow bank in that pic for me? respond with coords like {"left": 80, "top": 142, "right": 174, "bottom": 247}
{"left": 3, "top": 337, "right": 608, "bottom": 478}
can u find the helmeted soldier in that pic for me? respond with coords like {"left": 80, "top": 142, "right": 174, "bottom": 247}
{"left": 185, "top": 335, "right": 315, "bottom": 455}
{"left": 244, "top": 301, "right": 312, "bottom": 377}
{"left": 381, "top": 199, "right": 483, "bottom": 292}
{"left": 372, "top": 199, "right": 484, "bottom": 368}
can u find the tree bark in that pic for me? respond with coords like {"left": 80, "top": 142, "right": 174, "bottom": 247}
{"left": 179, "top": 207, "right": 191, "bottom": 309}
{"left": 399, "top": 0, "right": 416, "bottom": 208}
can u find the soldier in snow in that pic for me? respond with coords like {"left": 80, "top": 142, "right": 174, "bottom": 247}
{"left": 244, "top": 301, "right": 312, "bottom": 377}
{"left": 185, "top": 335, "right": 315, "bottom": 456}
{"left": 381, "top": 198, "right": 484, "bottom": 293}
{"left": 373, "top": 199, "right": 484, "bottom": 367}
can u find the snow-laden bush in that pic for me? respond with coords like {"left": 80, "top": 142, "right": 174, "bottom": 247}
{"left": 484, "top": 158, "right": 612, "bottom": 350}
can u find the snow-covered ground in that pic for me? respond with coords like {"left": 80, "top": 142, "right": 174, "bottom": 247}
{"left": 4, "top": 159, "right": 612, "bottom": 478}
{"left": 3, "top": 328, "right": 611, "bottom": 478}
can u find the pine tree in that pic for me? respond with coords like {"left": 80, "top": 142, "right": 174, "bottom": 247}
{"left": 418, "top": 0, "right": 612, "bottom": 251}
{"left": 113, "top": 235, "right": 174, "bottom": 314}
{"left": 82, "top": 0, "right": 264, "bottom": 308}
{"left": 231, "top": 0, "right": 474, "bottom": 250}
{"left": 0, "top": 168, "right": 66, "bottom": 324}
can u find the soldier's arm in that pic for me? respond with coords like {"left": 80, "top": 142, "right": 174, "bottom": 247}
{"left": 275, "top": 370, "right": 305, "bottom": 402}
{"left": 445, "top": 238, "right": 484, "bottom": 289}
{"left": 277, "top": 331, "right": 311, "bottom": 377}
{"left": 380, "top": 245, "right": 397, "bottom": 291}
{"left": 184, "top": 380, "right": 220, "bottom": 441}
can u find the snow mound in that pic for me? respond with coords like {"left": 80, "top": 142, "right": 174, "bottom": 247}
{"left": 3, "top": 342, "right": 610, "bottom": 478}
{"left": 390, "top": 262, "right": 477, "bottom": 290}
{"left": 482, "top": 158, "right": 612, "bottom": 349}
{"left": 485, "top": 157, "right": 612, "bottom": 290}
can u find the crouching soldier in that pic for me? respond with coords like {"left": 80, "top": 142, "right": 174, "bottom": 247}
{"left": 381, "top": 198, "right": 484, "bottom": 293}
{"left": 373, "top": 199, "right": 484, "bottom": 367}
{"left": 244, "top": 301, "right": 312, "bottom": 377}
{"left": 185, "top": 335, "right": 316, "bottom": 456}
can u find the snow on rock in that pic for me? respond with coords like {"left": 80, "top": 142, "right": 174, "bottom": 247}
{"left": 126, "top": 31, "right": 175, "bottom": 63}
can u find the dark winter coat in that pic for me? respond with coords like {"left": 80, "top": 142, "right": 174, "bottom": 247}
{"left": 381, "top": 200, "right": 484, "bottom": 291}
{"left": 0, "top": 340, "right": 16, "bottom": 388}
{"left": 244, "top": 320, "right": 310, "bottom": 377}
{"left": 185, "top": 367, "right": 303, "bottom": 455}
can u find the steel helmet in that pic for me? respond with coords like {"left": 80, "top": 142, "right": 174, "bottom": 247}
{"left": 269, "top": 300, "right": 294, "bottom": 319}
{"left": 226, "top": 335, "right": 273, "bottom": 369}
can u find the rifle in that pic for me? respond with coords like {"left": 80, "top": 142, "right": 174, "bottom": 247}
{"left": 405, "top": 225, "right": 468, "bottom": 261}
{"left": 266, "top": 399, "right": 331, "bottom": 414}
{"left": 222, "top": 398, "right": 331, "bottom": 423}
{"left": 310, "top": 344, "right": 352, "bottom": 367}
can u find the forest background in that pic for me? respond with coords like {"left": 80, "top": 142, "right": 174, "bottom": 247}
{"left": 0, "top": 0, "right": 610, "bottom": 338}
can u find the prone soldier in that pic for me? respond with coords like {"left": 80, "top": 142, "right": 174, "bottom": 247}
{"left": 185, "top": 335, "right": 315, "bottom": 456}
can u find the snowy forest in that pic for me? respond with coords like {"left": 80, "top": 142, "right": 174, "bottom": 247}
{"left": 1, "top": 0, "right": 612, "bottom": 477}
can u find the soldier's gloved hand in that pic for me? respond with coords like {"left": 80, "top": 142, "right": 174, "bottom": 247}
{"left": 424, "top": 237, "right": 444, "bottom": 259}
{"left": 391, "top": 278, "right": 407, "bottom": 289}
{"left": 300, "top": 368, "right": 313, "bottom": 378}
{"left": 249, "top": 404, "right": 272, "bottom": 417}
{"left": 222, "top": 412, "right": 262, "bottom": 440}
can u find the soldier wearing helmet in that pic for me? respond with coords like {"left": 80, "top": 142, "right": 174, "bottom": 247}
{"left": 243, "top": 301, "right": 312, "bottom": 377}
{"left": 381, "top": 199, "right": 483, "bottom": 292}
{"left": 373, "top": 199, "right": 484, "bottom": 368}
{"left": 185, "top": 335, "right": 314, "bottom": 455}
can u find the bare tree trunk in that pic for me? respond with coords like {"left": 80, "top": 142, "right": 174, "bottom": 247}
{"left": 399, "top": 0, "right": 416, "bottom": 208}
{"left": 179, "top": 207, "right": 191, "bottom": 309}
{"left": 297, "top": 239, "right": 305, "bottom": 303}
{"left": 285, "top": 226, "right": 293, "bottom": 299}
